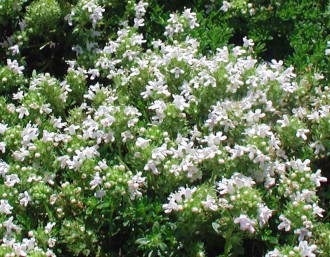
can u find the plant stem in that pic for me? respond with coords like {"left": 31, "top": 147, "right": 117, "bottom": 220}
{"left": 224, "top": 226, "right": 234, "bottom": 257}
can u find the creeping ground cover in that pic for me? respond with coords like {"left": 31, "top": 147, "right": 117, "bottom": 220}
{"left": 0, "top": 0, "right": 330, "bottom": 256}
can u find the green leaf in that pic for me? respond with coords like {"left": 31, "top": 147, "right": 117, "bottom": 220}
{"left": 152, "top": 222, "right": 160, "bottom": 233}
{"left": 262, "top": 235, "right": 279, "bottom": 244}
{"left": 212, "top": 222, "right": 221, "bottom": 234}
{"left": 96, "top": 201, "right": 111, "bottom": 209}
{"left": 136, "top": 238, "right": 150, "bottom": 245}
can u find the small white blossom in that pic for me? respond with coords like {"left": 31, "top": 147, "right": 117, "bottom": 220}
{"left": 5, "top": 174, "right": 20, "bottom": 187}
{"left": 325, "top": 41, "right": 330, "bottom": 55}
{"left": 265, "top": 249, "right": 282, "bottom": 257}
{"left": 7, "top": 59, "right": 24, "bottom": 74}
{"left": 127, "top": 172, "right": 146, "bottom": 200}
{"left": 258, "top": 204, "right": 273, "bottom": 227}
{"left": 170, "top": 67, "right": 184, "bottom": 79}
{"left": 45, "top": 222, "right": 56, "bottom": 234}
{"left": 0, "top": 200, "right": 13, "bottom": 214}
{"left": 163, "top": 187, "right": 197, "bottom": 213}
{"left": 201, "top": 195, "right": 218, "bottom": 211}
{"left": 296, "top": 128, "right": 310, "bottom": 141}
{"left": 309, "top": 141, "right": 325, "bottom": 154}
{"left": 220, "top": 1, "right": 231, "bottom": 12}
{"left": 90, "top": 172, "right": 102, "bottom": 189}
{"left": 19, "top": 191, "right": 31, "bottom": 207}
{"left": 16, "top": 106, "right": 29, "bottom": 119}
{"left": 243, "top": 37, "right": 254, "bottom": 48}
{"left": 0, "top": 123, "right": 8, "bottom": 134}
{"left": 0, "top": 142, "right": 6, "bottom": 153}
{"left": 295, "top": 227, "right": 312, "bottom": 241}
{"left": 0, "top": 161, "right": 10, "bottom": 177}
{"left": 310, "top": 169, "right": 327, "bottom": 187}
{"left": 9, "top": 44, "right": 20, "bottom": 55}
{"left": 278, "top": 215, "right": 291, "bottom": 231}
{"left": 135, "top": 137, "right": 151, "bottom": 149}
{"left": 13, "top": 91, "right": 25, "bottom": 101}
{"left": 172, "top": 94, "right": 189, "bottom": 111}
{"left": 234, "top": 214, "right": 257, "bottom": 233}
{"left": 298, "top": 241, "right": 317, "bottom": 257}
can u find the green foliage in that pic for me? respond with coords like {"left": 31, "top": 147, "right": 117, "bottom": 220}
{"left": 25, "top": 0, "right": 62, "bottom": 35}
{"left": 0, "top": 1, "right": 329, "bottom": 257}
{"left": 0, "top": 65, "right": 27, "bottom": 95}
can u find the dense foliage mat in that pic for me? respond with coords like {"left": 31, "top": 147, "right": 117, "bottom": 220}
{"left": 0, "top": 0, "right": 330, "bottom": 256}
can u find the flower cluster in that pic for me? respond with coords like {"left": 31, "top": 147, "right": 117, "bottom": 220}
{"left": 0, "top": 0, "right": 329, "bottom": 256}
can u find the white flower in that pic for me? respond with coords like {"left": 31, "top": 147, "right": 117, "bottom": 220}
{"left": 13, "top": 147, "right": 30, "bottom": 161}
{"left": 298, "top": 241, "right": 317, "bottom": 257}
{"left": 48, "top": 238, "right": 57, "bottom": 248}
{"left": 172, "top": 94, "right": 189, "bottom": 111}
{"left": 217, "top": 173, "right": 255, "bottom": 195}
{"left": 201, "top": 194, "right": 218, "bottom": 211}
{"left": 258, "top": 204, "right": 273, "bottom": 227}
{"left": 127, "top": 172, "right": 146, "bottom": 200}
{"left": 135, "top": 137, "right": 151, "bottom": 149}
{"left": 294, "top": 227, "right": 312, "bottom": 241}
{"left": 19, "top": 191, "right": 31, "bottom": 207}
{"left": 45, "top": 222, "right": 56, "bottom": 234}
{"left": 134, "top": 18, "right": 145, "bottom": 28}
{"left": 182, "top": 8, "right": 199, "bottom": 29}
{"left": 170, "top": 67, "right": 184, "bottom": 79}
{"left": 309, "top": 141, "right": 325, "bottom": 154}
{"left": 265, "top": 248, "right": 282, "bottom": 257}
{"left": 296, "top": 128, "right": 310, "bottom": 141}
{"left": 52, "top": 117, "right": 67, "bottom": 129}
{"left": 16, "top": 106, "right": 29, "bottom": 119}
{"left": 64, "top": 12, "right": 74, "bottom": 26}
{"left": 21, "top": 123, "right": 39, "bottom": 146}
{"left": 232, "top": 46, "right": 246, "bottom": 57}
{"left": 278, "top": 215, "right": 291, "bottom": 231}
{"left": 310, "top": 169, "right": 327, "bottom": 187}
{"left": 0, "top": 123, "right": 8, "bottom": 134}
{"left": 90, "top": 172, "right": 102, "bottom": 189}
{"left": 3, "top": 216, "right": 20, "bottom": 233}
{"left": 234, "top": 214, "right": 257, "bottom": 233}
{"left": 228, "top": 144, "right": 246, "bottom": 160}
{"left": 144, "top": 160, "right": 160, "bottom": 175}
{"left": 148, "top": 100, "right": 167, "bottom": 124}
{"left": 13, "top": 91, "right": 25, "bottom": 101}
{"left": 46, "top": 249, "right": 57, "bottom": 257}
{"left": 313, "top": 73, "right": 324, "bottom": 80}
{"left": 7, "top": 59, "right": 24, "bottom": 74}
{"left": 0, "top": 142, "right": 6, "bottom": 153}
{"left": 97, "top": 160, "right": 108, "bottom": 170}
{"left": 64, "top": 124, "right": 80, "bottom": 135}
{"left": 243, "top": 37, "right": 254, "bottom": 48}
{"left": 5, "top": 174, "right": 20, "bottom": 187}
{"left": 202, "top": 132, "right": 227, "bottom": 146}
{"left": 312, "top": 203, "right": 325, "bottom": 217}
{"left": 220, "top": 1, "right": 231, "bottom": 12}
{"left": 163, "top": 187, "right": 197, "bottom": 213}
{"left": 135, "top": 0, "right": 148, "bottom": 19}
{"left": 152, "top": 143, "right": 172, "bottom": 161}
{"left": 95, "top": 189, "right": 106, "bottom": 198}
{"left": 90, "top": 6, "right": 105, "bottom": 25}
{"left": 82, "top": 0, "right": 105, "bottom": 25}
{"left": 121, "top": 131, "right": 134, "bottom": 142}
{"left": 0, "top": 200, "right": 13, "bottom": 214}
{"left": 9, "top": 44, "right": 20, "bottom": 55}
{"left": 325, "top": 41, "right": 330, "bottom": 55}
{"left": 0, "top": 161, "right": 10, "bottom": 177}
{"left": 319, "top": 105, "right": 330, "bottom": 118}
